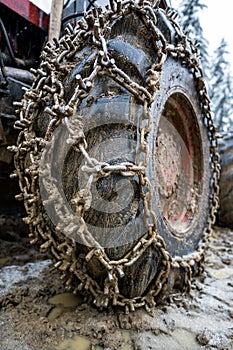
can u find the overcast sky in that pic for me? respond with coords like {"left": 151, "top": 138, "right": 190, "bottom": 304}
{"left": 170, "top": 0, "right": 233, "bottom": 73}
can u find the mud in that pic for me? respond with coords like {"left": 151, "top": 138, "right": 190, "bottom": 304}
{"left": 0, "top": 218, "right": 232, "bottom": 350}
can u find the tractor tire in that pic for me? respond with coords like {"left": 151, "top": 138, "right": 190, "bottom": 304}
{"left": 13, "top": 2, "right": 219, "bottom": 309}
{"left": 217, "top": 132, "right": 233, "bottom": 228}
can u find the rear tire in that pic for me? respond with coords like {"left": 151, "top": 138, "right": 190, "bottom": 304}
{"left": 217, "top": 132, "right": 233, "bottom": 228}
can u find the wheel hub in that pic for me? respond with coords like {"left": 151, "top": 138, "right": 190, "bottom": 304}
{"left": 156, "top": 93, "right": 203, "bottom": 237}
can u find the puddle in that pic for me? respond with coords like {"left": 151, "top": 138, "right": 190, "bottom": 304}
{"left": 48, "top": 293, "right": 82, "bottom": 308}
{"left": 212, "top": 268, "right": 233, "bottom": 279}
{"left": 47, "top": 306, "right": 64, "bottom": 321}
{"left": 54, "top": 331, "right": 133, "bottom": 350}
{"left": 55, "top": 335, "right": 92, "bottom": 350}
{"left": 47, "top": 292, "right": 83, "bottom": 321}
{"left": 121, "top": 331, "right": 133, "bottom": 350}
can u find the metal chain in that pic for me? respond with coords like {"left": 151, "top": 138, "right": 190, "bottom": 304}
{"left": 165, "top": 8, "right": 221, "bottom": 268}
{"left": 11, "top": 0, "right": 220, "bottom": 311}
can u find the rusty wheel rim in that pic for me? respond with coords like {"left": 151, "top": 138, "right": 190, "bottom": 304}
{"left": 156, "top": 92, "right": 203, "bottom": 238}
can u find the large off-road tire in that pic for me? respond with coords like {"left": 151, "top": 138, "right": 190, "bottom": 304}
{"left": 217, "top": 132, "right": 233, "bottom": 228}
{"left": 14, "top": 2, "right": 218, "bottom": 309}
{"left": 0, "top": 68, "right": 34, "bottom": 214}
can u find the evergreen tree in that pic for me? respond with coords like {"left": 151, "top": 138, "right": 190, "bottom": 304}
{"left": 177, "top": 0, "right": 209, "bottom": 75}
{"left": 172, "top": 0, "right": 233, "bottom": 130}
{"left": 209, "top": 39, "right": 233, "bottom": 131}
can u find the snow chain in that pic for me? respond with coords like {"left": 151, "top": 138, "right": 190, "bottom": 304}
{"left": 11, "top": 0, "right": 220, "bottom": 312}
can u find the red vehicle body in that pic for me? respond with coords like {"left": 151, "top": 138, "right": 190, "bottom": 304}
{"left": 0, "top": 0, "right": 49, "bottom": 30}
{"left": 0, "top": 0, "right": 50, "bottom": 213}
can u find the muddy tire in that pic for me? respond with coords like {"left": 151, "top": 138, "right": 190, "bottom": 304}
{"left": 14, "top": 3, "right": 218, "bottom": 309}
{"left": 217, "top": 132, "right": 233, "bottom": 228}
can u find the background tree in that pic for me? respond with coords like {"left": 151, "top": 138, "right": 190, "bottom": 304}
{"left": 178, "top": 0, "right": 209, "bottom": 75}
{"left": 173, "top": 0, "right": 233, "bottom": 131}
{"left": 208, "top": 39, "right": 233, "bottom": 131}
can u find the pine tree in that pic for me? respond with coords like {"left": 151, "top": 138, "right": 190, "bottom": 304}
{"left": 177, "top": 0, "right": 209, "bottom": 75}
{"left": 172, "top": 0, "right": 233, "bottom": 130}
{"left": 209, "top": 39, "right": 233, "bottom": 131}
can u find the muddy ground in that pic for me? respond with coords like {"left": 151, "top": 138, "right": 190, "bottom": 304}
{"left": 0, "top": 216, "right": 232, "bottom": 350}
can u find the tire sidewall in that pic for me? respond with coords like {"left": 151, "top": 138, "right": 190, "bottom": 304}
{"left": 150, "top": 57, "right": 211, "bottom": 256}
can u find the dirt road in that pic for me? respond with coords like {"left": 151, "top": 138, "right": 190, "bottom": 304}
{"left": 0, "top": 219, "right": 232, "bottom": 350}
